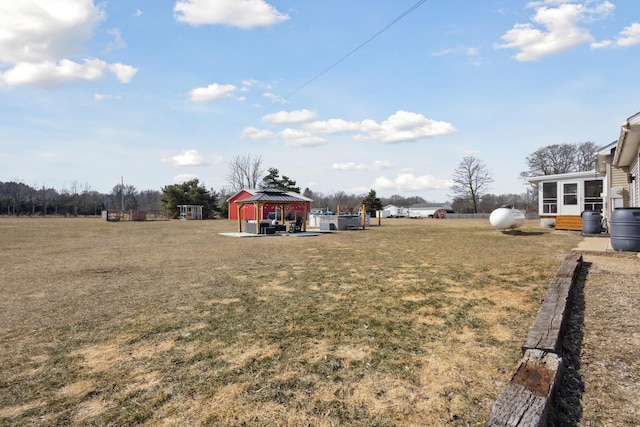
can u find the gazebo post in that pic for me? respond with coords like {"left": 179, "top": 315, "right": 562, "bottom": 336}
{"left": 303, "top": 203, "right": 308, "bottom": 232}
{"left": 253, "top": 202, "right": 258, "bottom": 233}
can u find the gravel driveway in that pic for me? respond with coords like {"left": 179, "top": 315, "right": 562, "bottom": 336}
{"left": 554, "top": 252, "right": 640, "bottom": 426}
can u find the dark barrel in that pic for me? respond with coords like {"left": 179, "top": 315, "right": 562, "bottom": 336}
{"left": 610, "top": 208, "right": 640, "bottom": 252}
{"left": 581, "top": 210, "right": 602, "bottom": 234}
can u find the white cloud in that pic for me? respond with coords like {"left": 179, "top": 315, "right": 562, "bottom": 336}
{"left": 241, "top": 78, "right": 272, "bottom": 90}
{"left": 590, "top": 39, "right": 613, "bottom": 49}
{"left": 431, "top": 46, "right": 484, "bottom": 66}
{"left": 280, "top": 129, "right": 326, "bottom": 147}
{"left": 174, "top": 0, "right": 289, "bottom": 29}
{"left": 243, "top": 110, "right": 454, "bottom": 147}
{"left": 612, "top": 22, "right": 640, "bottom": 47}
{"left": 2, "top": 59, "right": 100, "bottom": 87}
{"left": 95, "top": 93, "right": 121, "bottom": 101}
{"left": 354, "top": 110, "right": 456, "bottom": 143}
{"left": 374, "top": 173, "right": 453, "bottom": 192}
{"left": 592, "top": 21, "right": 640, "bottom": 49}
{"left": 0, "top": 0, "right": 105, "bottom": 63}
{"left": 106, "top": 28, "right": 127, "bottom": 51}
{"left": 0, "top": 0, "right": 137, "bottom": 87}
{"left": 0, "top": 59, "right": 138, "bottom": 87}
{"left": 189, "top": 83, "right": 237, "bottom": 102}
{"left": 305, "top": 119, "right": 362, "bottom": 134}
{"left": 263, "top": 109, "right": 318, "bottom": 124}
{"left": 494, "top": 1, "right": 615, "bottom": 61}
{"left": 162, "top": 150, "right": 205, "bottom": 168}
{"left": 133, "top": 9, "right": 143, "bottom": 17}
{"left": 108, "top": 63, "right": 138, "bottom": 83}
{"left": 332, "top": 160, "right": 393, "bottom": 171}
{"left": 303, "top": 111, "right": 455, "bottom": 143}
{"left": 240, "top": 126, "right": 277, "bottom": 140}
{"left": 526, "top": 0, "right": 575, "bottom": 7}
{"left": 263, "top": 92, "right": 286, "bottom": 104}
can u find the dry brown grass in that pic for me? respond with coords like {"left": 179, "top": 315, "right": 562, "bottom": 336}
{"left": 0, "top": 217, "right": 582, "bottom": 426}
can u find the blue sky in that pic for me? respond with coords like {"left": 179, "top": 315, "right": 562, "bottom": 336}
{"left": 1, "top": 0, "right": 639, "bottom": 202}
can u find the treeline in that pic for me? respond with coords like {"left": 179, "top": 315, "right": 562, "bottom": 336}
{"left": 0, "top": 181, "right": 162, "bottom": 217}
{"left": 450, "top": 192, "right": 536, "bottom": 214}
{"left": 1, "top": 179, "right": 534, "bottom": 218}
{"left": 300, "top": 189, "right": 428, "bottom": 212}
{"left": 304, "top": 189, "right": 535, "bottom": 214}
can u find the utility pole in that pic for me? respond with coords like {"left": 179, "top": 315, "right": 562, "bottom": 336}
{"left": 121, "top": 176, "right": 124, "bottom": 211}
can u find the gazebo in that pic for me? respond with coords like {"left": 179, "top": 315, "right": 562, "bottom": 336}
{"left": 234, "top": 189, "right": 310, "bottom": 233}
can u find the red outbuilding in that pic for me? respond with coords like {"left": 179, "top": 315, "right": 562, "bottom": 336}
{"left": 227, "top": 188, "right": 313, "bottom": 221}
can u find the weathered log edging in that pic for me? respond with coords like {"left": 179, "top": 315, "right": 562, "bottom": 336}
{"left": 486, "top": 252, "right": 583, "bottom": 427}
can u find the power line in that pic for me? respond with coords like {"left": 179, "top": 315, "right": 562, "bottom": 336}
{"left": 272, "top": 0, "right": 428, "bottom": 108}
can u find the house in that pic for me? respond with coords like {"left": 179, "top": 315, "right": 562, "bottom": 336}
{"left": 407, "top": 203, "right": 452, "bottom": 218}
{"left": 379, "top": 204, "right": 407, "bottom": 218}
{"left": 610, "top": 111, "right": 640, "bottom": 209}
{"left": 527, "top": 110, "right": 640, "bottom": 231}
{"left": 227, "top": 188, "right": 312, "bottom": 221}
{"left": 378, "top": 203, "right": 451, "bottom": 218}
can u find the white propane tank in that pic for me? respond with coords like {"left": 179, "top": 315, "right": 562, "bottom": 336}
{"left": 489, "top": 207, "right": 525, "bottom": 229}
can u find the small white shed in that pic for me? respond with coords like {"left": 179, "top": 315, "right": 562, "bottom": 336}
{"left": 178, "top": 205, "right": 203, "bottom": 220}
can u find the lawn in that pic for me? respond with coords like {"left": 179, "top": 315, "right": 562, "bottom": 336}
{"left": 0, "top": 217, "right": 582, "bottom": 426}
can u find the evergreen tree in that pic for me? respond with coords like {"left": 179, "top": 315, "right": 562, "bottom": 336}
{"left": 361, "top": 189, "right": 383, "bottom": 215}
{"left": 259, "top": 168, "right": 301, "bottom": 193}
{"left": 160, "top": 179, "right": 219, "bottom": 219}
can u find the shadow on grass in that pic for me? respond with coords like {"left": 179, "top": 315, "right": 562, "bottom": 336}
{"left": 551, "top": 262, "right": 589, "bottom": 425}
{"left": 496, "top": 230, "right": 548, "bottom": 236}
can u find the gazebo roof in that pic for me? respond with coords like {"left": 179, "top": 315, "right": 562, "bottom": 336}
{"left": 234, "top": 189, "right": 310, "bottom": 204}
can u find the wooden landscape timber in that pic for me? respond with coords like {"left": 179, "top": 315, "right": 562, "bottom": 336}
{"left": 522, "top": 252, "right": 583, "bottom": 354}
{"left": 486, "top": 252, "right": 583, "bottom": 427}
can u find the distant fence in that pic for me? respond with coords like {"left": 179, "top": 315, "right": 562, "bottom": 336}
{"left": 445, "top": 213, "right": 539, "bottom": 220}
{"left": 101, "top": 210, "right": 169, "bottom": 221}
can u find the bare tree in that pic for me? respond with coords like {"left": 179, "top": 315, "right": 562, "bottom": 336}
{"left": 37, "top": 184, "right": 53, "bottom": 216}
{"left": 225, "top": 154, "right": 264, "bottom": 192}
{"left": 450, "top": 156, "right": 494, "bottom": 213}
{"left": 524, "top": 142, "right": 598, "bottom": 176}
{"left": 575, "top": 141, "right": 598, "bottom": 172}
{"left": 68, "top": 180, "right": 80, "bottom": 217}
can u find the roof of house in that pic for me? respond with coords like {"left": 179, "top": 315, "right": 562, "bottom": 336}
{"left": 596, "top": 141, "right": 618, "bottom": 173}
{"left": 383, "top": 203, "right": 448, "bottom": 210}
{"left": 526, "top": 170, "right": 604, "bottom": 183}
{"left": 410, "top": 203, "right": 449, "bottom": 209}
{"left": 614, "top": 111, "right": 640, "bottom": 168}
{"left": 231, "top": 188, "right": 313, "bottom": 204}
{"left": 228, "top": 188, "right": 313, "bottom": 203}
